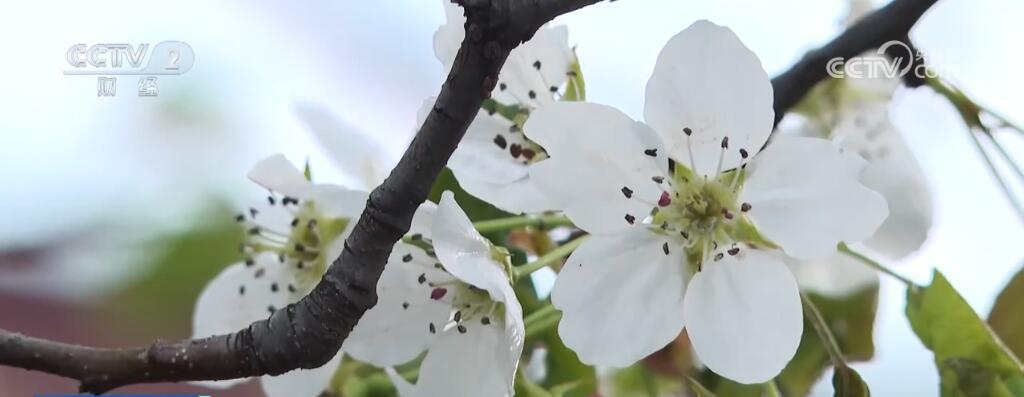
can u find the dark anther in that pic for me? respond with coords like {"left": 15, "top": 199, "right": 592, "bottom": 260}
{"left": 454, "top": 311, "right": 462, "bottom": 322}
{"left": 481, "top": 316, "right": 491, "bottom": 325}
{"left": 418, "top": 273, "right": 427, "bottom": 284}
{"left": 522, "top": 148, "right": 536, "bottom": 160}
{"left": 291, "top": 218, "right": 299, "bottom": 227}
{"left": 721, "top": 136, "right": 729, "bottom": 149}
{"left": 288, "top": 284, "right": 297, "bottom": 293}
{"left": 430, "top": 288, "right": 448, "bottom": 300}
{"left": 624, "top": 214, "right": 636, "bottom": 224}
{"left": 658, "top": 191, "right": 672, "bottom": 207}
{"left": 457, "top": 325, "right": 467, "bottom": 334}
{"left": 528, "top": 90, "right": 537, "bottom": 99}
{"left": 245, "top": 258, "right": 255, "bottom": 267}
{"left": 533, "top": 60, "right": 542, "bottom": 70}
{"left": 239, "top": 285, "right": 246, "bottom": 295}
{"left": 741, "top": 203, "right": 752, "bottom": 212}
{"left": 683, "top": 127, "right": 693, "bottom": 136}
{"left": 721, "top": 208, "right": 734, "bottom": 220}
{"left": 644, "top": 148, "right": 658, "bottom": 157}
{"left": 235, "top": 214, "right": 245, "bottom": 222}
{"left": 728, "top": 247, "right": 740, "bottom": 256}
{"left": 662, "top": 242, "right": 670, "bottom": 255}
{"left": 550, "top": 85, "right": 558, "bottom": 92}
{"left": 714, "top": 253, "right": 724, "bottom": 261}
{"left": 249, "top": 207, "right": 259, "bottom": 218}
{"left": 652, "top": 176, "right": 665, "bottom": 184}
{"left": 402, "top": 302, "right": 410, "bottom": 310}
{"left": 499, "top": 82, "right": 507, "bottom": 91}
{"left": 270, "top": 282, "right": 279, "bottom": 293}
{"left": 621, "top": 186, "right": 634, "bottom": 199}
{"left": 267, "top": 305, "right": 276, "bottom": 314}
{"left": 254, "top": 268, "right": 265, "bottom": 278}
{"left": 267, "top": 196, "right": 276, "bottom": 205}
{"left": 681, "top": 231, "right": 689, "bottom": 239}
{"left": 403, "top": 254, "right": 413, "bottom": 263}
{"left": 739, "top": 148, "right": 749, "bottom": 159}
{"left": 282, "top": 196, "right": 298, "bottom": 205}
{"left": 493, "top": 134, "right": 508, "bottom": 149}
{"left": 429, "top": 323, "right": 436, "bottom": 334}
{"left": 510, "top": 143, "right": 523, "bottom": 158}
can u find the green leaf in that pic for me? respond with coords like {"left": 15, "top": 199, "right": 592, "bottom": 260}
{"left": 990, "top": 266, "right": 1024, "bottom": 360}
{"left": 539, "top": 320, "right": 597, "bottom": 397}
{"left": 833, "top": 365, "right": 871, "bottom": 397}
{"left": 906, "top": 270, "right": 1024, "bottom": 396}
{"left": 778, "top": 285, "right": 879, "bottom": 396}
{"left": 562, "top": 53, "right": 586, "bottom": 102}
{"left": 609, "top": 364, "right": 684, "bottom": 397}
{"left": 428, "top": 167, "right": 511, "bottom": 222}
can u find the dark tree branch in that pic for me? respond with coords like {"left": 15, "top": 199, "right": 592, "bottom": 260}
{"left": 0, "top": 0, "right": 941, "bottom": 393}
{"left": 770, "top": 0, "right": 938, "bottom": 126}
{"left": 0, "top": 0, "right": 601, "bottom": 394}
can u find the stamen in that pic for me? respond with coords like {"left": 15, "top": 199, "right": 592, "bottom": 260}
{"left": 624, "top": 214, "right": 636, "bottom": 225}
{"left": 684, "top": 127, "right": 697, "bottom": 172}
{"left": 644, "top": 148, "right": 658, "bottom": 157}
{"left": 727, "top": 247, "right": 740, "bottom": 256}
{"left": 714, "top": 136, "right": 729, "bottom": 177}
{"left": 741, "top": 203, "right": 752, "bottom": 212}
{"left": 621, "top": 186, "right": 634, "bottom": 199}
{"left": 658, "top": 191, "right": 672, "bottom": 207}
{"left": 430, "top": 287, "right": 448, "bottom": 300}
{"left": 493, "top": 134, "right": 508, "bottom": 149}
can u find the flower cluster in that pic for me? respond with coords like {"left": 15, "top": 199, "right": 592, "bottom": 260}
{"left": 192, "top": 3, "right": 928, "bottom": 396}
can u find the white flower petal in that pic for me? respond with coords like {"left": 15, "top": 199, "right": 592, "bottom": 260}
{"left": 192, "top": 254, "right": 296, "bottom": 339}
{"left": 345, "top": 243, "right": 452, "bottom": 366}
{"left": 309, "top": 185, "right": 368, "bottom": 227}
{"left": 683, "top": 249, "right": 802, "bottom": 384}
{"left": 432, "top": 0, "right": 463, "bottom": 71}
{"left": 834, "top": 105, "right": 932, "bottom": 259}
{"left": 409, "top": 201, "right": 438, "bottom": 238}
{"left": 741, "top": 135, "right": 889, "bottom": 260}
{"left": 551, "top": 230, "right": 687, "bottom": 367}
{"left": 415, "top": 323, "right": 517, "bottom": 397}
{"left": 643, "top": 20, "right": 774, "bottom": 176}
{"left": 785, "top": 252, "right": 879, "bottom": 297}
{"left": 247, "top": 154, "right": 315, "bottom": 199}
{"left": 449, "top": 109, "right": 528, "bottom": 185}
{"left": 454, "top": 173, "right": 557, "bottom": 215}
{"left": 293, "top": 102, "right": 393, "bottom": 189}
{"left": 260, "top": 351, "right": 343, "bottom": 397}
{"left": 526, "top": 102, "right": 670, "bottom": 235}
{"left": 432, "top": 191, "right": 511, "bottom": 301}
{"left": 495, "top": 24, "right": 573, "bottom": 106}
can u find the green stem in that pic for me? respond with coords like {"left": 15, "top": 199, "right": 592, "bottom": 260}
{"left": 524, "top": 304, "right": 561, "bottom": 339}
{"left": 800, "top": 292, "right": 846, "bottom": 368}
{"left": 839, "top": 243, "right": 917, "bottom": 288}
{"left": 513, "top": 235, "right": 588, "bottom": 279}
{"left": 473, "top": 214, "right": 575, "bottom": 234}
{"left": 763, "top": 379, "right": 783, "bottom": 397}
{"left": 963, "top": 124, "right": 1024, "bottom": 225}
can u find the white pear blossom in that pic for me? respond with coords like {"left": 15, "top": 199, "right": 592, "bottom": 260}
{"left": 294, "top": 102, "right": 399, "bottom": 190}
{"left": 784, "top": 0, "right": 933, "bottom": 297}
{"left": 345, "top": 191, "right": 525, "bottom": 397}
{"left": 192, "top": 154, "right": 367, "bottom": 396}
{"left": 429, "top": 0, "right": 576, "bottom": 214}
{"left": 526, "top": 20, "right": 889, "bottom": 383}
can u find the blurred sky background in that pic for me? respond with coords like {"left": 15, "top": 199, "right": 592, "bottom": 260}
{"left": 1, "top": 0, "right": 1023, "bottom": 395}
